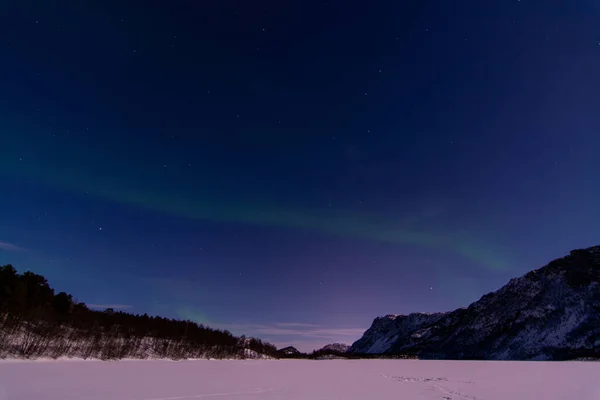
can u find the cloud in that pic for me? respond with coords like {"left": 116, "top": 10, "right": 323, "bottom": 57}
{"left": 256, "top": 326, "right": 366, "bottom": 338}
{"left": 172, "top": 307, "right": 366, "bottom": 353}
{"left": 0, "top": 241, "right": 25, "bottom": 251}
{"left": 219, "top": 323, "right": 367, "bottom": 353}
{"left": 172, "top": 311, "right": 366, "bottom": 342}
{"left": 273, "top": 322, "right": 319, "bottom": 328}
{"left": 87, "top": 304, "right": 134, "bottom": 310}
{"left": 211, "top": 322, "right": 366, "bottom": 341}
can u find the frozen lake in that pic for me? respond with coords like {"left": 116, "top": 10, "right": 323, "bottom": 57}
{"left": 0, "top": 358, "right": 599, "bottom": 400}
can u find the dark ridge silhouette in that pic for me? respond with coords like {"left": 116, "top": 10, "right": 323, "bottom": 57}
{"left": 0, "top": 265, "right": 278, "bottom": 360}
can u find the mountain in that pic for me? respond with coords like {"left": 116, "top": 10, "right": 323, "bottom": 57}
{"left": 320, "top": 343, "right": 350, "bottom": 353}
{"left": 350, "top": 246, "right": 600, "bottom": 360}
{"left": 277, "top": 346, "right": 302, "bottom": 357}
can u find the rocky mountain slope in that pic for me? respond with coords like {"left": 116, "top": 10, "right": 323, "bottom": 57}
{"left": 350, "top": 246, "right": 600, "bottom": 360}
{"left": 320, "top": 343, "right": 350, "bottom": 353}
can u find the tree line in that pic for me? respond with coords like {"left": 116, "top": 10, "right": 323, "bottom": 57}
{"left": 0, "top": 265, "right": 277, "bottom": 360}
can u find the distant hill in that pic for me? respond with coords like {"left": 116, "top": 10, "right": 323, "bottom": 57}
{"left": 0, "top": 265, "right": 277, "bottom": 360}
{"left": 276, "top": 346, "right": 303, "bottom": 357}
{"left": 350, "top": 246, "right": 600, "bottom": 360}
{"left": 274, "top": 345, "right": 353, "bottom": 360}
{"left": 320, "top": 343, "right": 350, "bottom": 353}
{"left": 307, "top": 343, "right": 351, "bottom": 360}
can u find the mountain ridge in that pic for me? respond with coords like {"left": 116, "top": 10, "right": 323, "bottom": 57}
{"left": 320, "top": 343, "right": 350, "bottom": 353}
{"left": 350, "top": 245, "right": 600, "bottom": 360}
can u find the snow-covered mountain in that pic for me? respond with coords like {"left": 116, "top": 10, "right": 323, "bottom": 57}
{"left": 277, "top": 346, "right": 302, "bottom": 356}
{"left": 319, "top": 343, "right": 350, "bottom": 353}
{"left": 350, "top": 246, "right": 600, "bottom": 360}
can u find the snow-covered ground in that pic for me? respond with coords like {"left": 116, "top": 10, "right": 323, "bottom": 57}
{"left": 0, "top": 358, "right": 598, "bottom": 399}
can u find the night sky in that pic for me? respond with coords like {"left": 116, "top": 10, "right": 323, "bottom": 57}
{"left": 1, "top": 1, "right": 599, "bottom": 352}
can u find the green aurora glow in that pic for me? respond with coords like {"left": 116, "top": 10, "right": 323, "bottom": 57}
{"left": 1, "top": 128, "right": 512, "bottom": 271}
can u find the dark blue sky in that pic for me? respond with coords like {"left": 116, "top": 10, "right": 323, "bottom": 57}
{"left": 1, "top": 0, "right": 599, "bottom": 351}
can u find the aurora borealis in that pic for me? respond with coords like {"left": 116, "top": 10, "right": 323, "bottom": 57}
{"left": 1, "top": 1, "right": 600, "bottom": 351}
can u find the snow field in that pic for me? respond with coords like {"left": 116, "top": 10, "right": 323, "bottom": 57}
{"left": 0, "top": 358, "right": 598, "bottom": 400}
